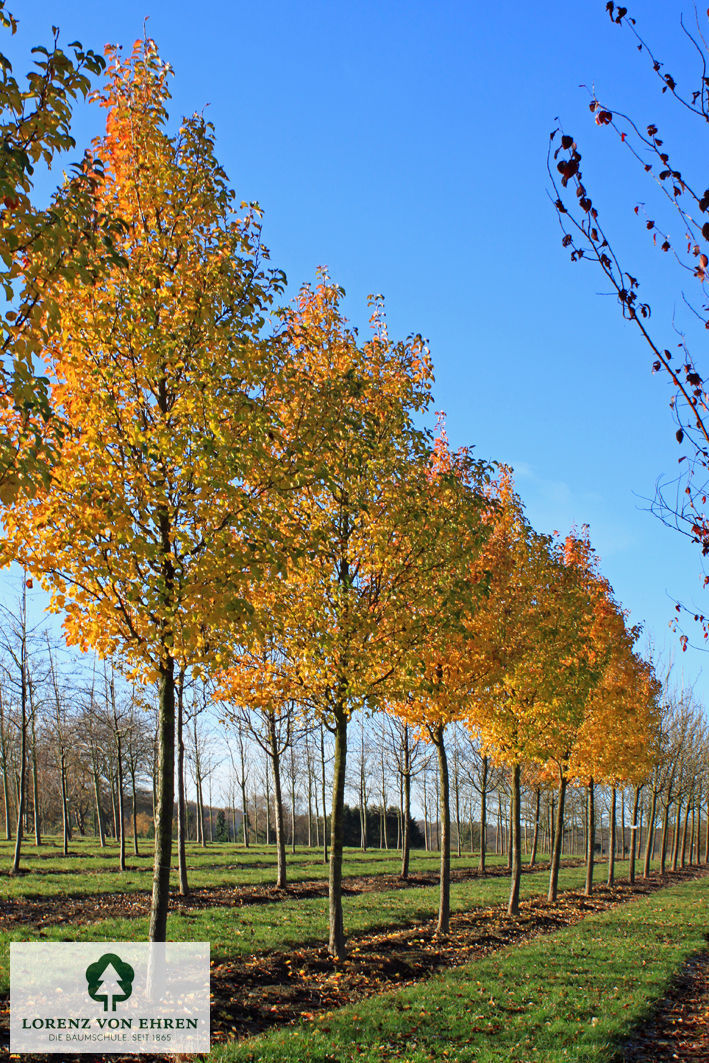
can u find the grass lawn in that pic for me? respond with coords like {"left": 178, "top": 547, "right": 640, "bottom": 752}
{"left": 0, "top": 837, "right": 521, "bottom": 900}
{"left": 210, "top": 873, "right": 709, "bottom": 1063}
{"left": 0, "top": 861, "right": 594, "bottom": 992}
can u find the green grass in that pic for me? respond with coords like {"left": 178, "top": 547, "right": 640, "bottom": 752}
{"left": 0, "top": 861, "right": 592, "bottom": 993}
{"left": 0, "top": 837, "right": 521, "bottom": 900}
{"left": 210, "top": 873, "right": 709, "bottom": 1063}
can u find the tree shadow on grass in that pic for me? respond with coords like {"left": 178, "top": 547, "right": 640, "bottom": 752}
{"left": 610, "top": 946, "right": 709, "bottom": 1062}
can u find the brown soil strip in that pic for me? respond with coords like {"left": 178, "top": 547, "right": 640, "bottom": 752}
{"left": 0, "top": 859, "right": 572, "bottom": 929}
{"left": 616, "top": 948, "right": 709, "bottom": 1061}
{"left": 2, "top": 864, "right": 707, "bottom": 1063}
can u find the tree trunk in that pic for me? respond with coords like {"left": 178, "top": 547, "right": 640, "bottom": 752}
{"left": 529, "top": 786, "right": 540, "bottom": 868}
{"left": 131, "top": 768, "right": 140, "bottom": 857}
{"left": 320, "top": 724, "right": 328, "bottom": 865}
{"left": 115, "top": 755, "right": 125, "bottom": 871}
{"left": 30, "top": 702, "right": 41, "bottom": 846}
{"left": 671, "top": 801, "right": 682, "bottom": 872}
{"left": 10, "top": 666, "right": 27, "bottom": 875}
{"left": 643, "top": 783, "right": 657, "bottom": 879}
{"left": 0, "top": 688, "right": 12, "bottom": 841}
{"left": 400, "top": 729, "right": 411, "bottom": 881}
{"left": 60, "top": 753, "right": 70, "bottom": 856}
{"left": 628, "top": 784, "right": 640, "bottom": 885}
{"left": 454, "top": 761, "right": 462, "bottom": 859}
{"left": 109, "top": 770, "right": 118, "bottom": 840}
{"left": 328, "top": 706, "right": 347, "bottom": 960}
{"left": 176, "top": 671, "right": 189, "bottom": 897}
{"left": 508, "top": 763, "right": 522, "bottom": 917}
{"left": 148, "top": 655, "right": 175, "bottom": 942}
{"left": 198, "top": 773, "right": 207, "bottom": 848}
{"left": 478, "top": 755, "right": 488, "bottom": 874}
{"left": 585, "top": 779, "right": 595, "bottom": 896}
{"left": 680, "top": 796, "right": 692, "bottom": 868}
{"left": 304, "top": 756, "right": 310, "bottom": 849}
{"left": 660, "top": 798, "right": 671, "bottom": 874}
{"left": 432, "top": 725, "right": 451, "bottom": 937}
{"left": 93, "top": 765, "right": 105, "bottom": 847}
{"left": 269, "top": 715, "right": 287, "bottom": 889}
{"left": 547, "top": 774, "right": 567, "bottom": 902}
{"left": 607, "top": 786, "right": 616, "bottom": 886}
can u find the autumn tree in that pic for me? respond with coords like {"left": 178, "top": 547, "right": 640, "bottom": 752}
{"left": 388, "top": 436, "right": 497, "bottom": 934}
{"left": 1, "top": 40, "right": 288, "bottom": 938}
{"left": 570, "top": 618, "right": 659, "bottom": 892}
{"left": 0, "top": 2, "right": 124, "bottom": 500}
{"left": 227, "top": 280, "right": 492, "bottom": 958}
{"left": 462, "top": 475, "right": 553, "bottom": 915}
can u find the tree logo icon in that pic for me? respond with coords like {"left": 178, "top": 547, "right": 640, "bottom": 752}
{"left": 85, "top": 953, "right": 135, "bottom": 1012}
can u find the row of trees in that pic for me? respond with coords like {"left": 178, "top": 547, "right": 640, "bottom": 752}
{"left": 0, "top": 24, "right": 703, "bottom": 963}
{"left": 3, "top": 659, "right": 706, "bottom": 883}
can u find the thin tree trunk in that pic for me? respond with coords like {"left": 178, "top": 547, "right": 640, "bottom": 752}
{"left": 115, "top": 753, "right": 125, "bottom": 870}
{"left": 585, "top": 779, "right": 595, "bottom": 896}
{"left": 643, "top": 783, "right": 657, "bottom": 879}
{"left": 358, "top": 724, "right": 367, "bottom": 853}
{"left": 148, "top": 655, "right": 175, "bottom": 942}
{"left": 432, "top": 725, "right": 451, "bottom": 937}
{"left": 328, "top": 706, "right": 347, "bottom": 960}
{"left": 93, "top": 764, "right": 105, "bottom": 847}
{"left": 628, "top": 784, "right": 640, "bottom": 885}
{"left": 401, "top": 728, "right": 411, "bottom": 881}
{"left": 269, "top": 714, "right": 287, "bottom": 889}
{"left": 10, "top": 662, "right": 27, "bottom": 875}
{"left": 131, "top": 768, "right": 139, "bottom": 857}
{"left": 48, "top": 644, "right": 71, "bottom": 856}
{"left": 478, "top": 756, "right": 488, "bottom": 874}
{"left": 671, "top": 800, "right": 682, "bottom": 872}
{"left": 0, "top": 687, "right": 12, "bottom": 841}
{"left": 10, "top": 595, "right": 28, "bottom": 876}
{"left": 508, "top": 763, "right": 522, "bottom": 916}
{"left": 660, "top": 798, "right": 671, "bottom": 874}
{"left": 547, "top": 775, "right": 567, "bottom": 902}
{"left": 454, "top": 761, "right": 462, "bottom": 859}
{"left": 320, "top": 724, "right": 328, "bottom": 865}
{"left": 176, "top": 670, "right": 189, "bottom": 897}
{"left": 305, "top": 754, "right": 311, "bottom": 849}
{"left": 289, "top": 747, "right": 297, "bottom": 855}
{"left": 607, "top": 786, "right": 616, "bottom": 886}
{"left": 680, "top": 796, "right": 692, "bottom": 868}
{"left": 60, "top": 753, "right": 70, "bottom": 856}
{"left": 30, "top": 697, "right": 40, "bottom": 846}
{"left": 529, "top": 786, "right": 540, "bottom": 868}
{"left": 109, "top": 770, "right": 118, "bottom": 840}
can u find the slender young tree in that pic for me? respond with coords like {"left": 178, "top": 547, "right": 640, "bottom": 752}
{"left": 2, "top": 42, "right": 289, "bottom": 939}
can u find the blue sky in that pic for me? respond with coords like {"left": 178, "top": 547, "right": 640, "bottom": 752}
{"left": 5, "top": 0, "right": 708, "bottom": 698}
